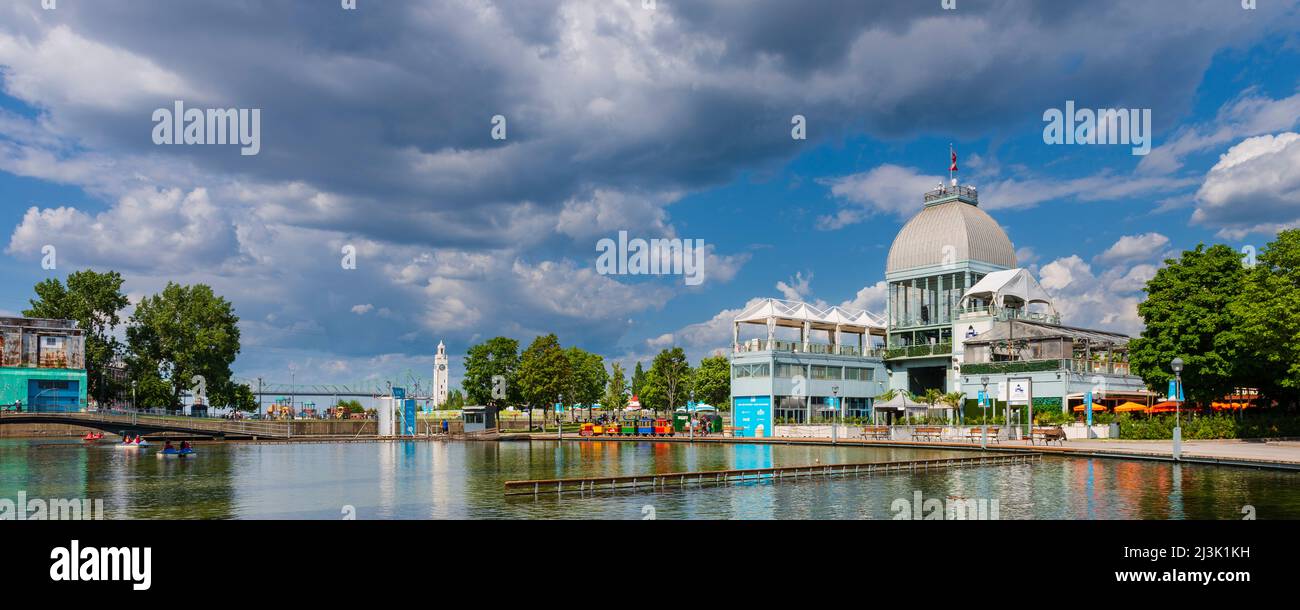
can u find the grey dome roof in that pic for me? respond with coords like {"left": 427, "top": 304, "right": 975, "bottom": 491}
{"left": 886, "top": 200, "right": 1015, "bottom": 274}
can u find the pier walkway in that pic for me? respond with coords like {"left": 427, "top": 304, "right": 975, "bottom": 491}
{"left": 504, "top": 453, "right": 1039, "bottom": 495}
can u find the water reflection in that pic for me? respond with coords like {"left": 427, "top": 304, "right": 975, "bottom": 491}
{"left": 2, "top": 439, "right": 1297, "bottom": 520}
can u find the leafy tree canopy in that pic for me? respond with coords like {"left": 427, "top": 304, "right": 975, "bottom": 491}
{"left": 693, "top": 354, "right": 731, "bottom": 409}
{"left": 23, "top": 270, "right": 129, "bottom": 404}
{"left": 463, "top": 336, "right": 521, "bottom": 409}
{"left": 126, "top": 282, "right": 241, "bottom": 411}
{"left": 517, "top": 333, "right": 569, "bottom": 418}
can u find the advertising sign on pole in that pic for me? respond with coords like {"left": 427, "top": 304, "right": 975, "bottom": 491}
{"left": 1008, "top": 378, "right": 1031, "bottom": 406}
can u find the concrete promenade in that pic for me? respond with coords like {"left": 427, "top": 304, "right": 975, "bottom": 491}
{"left": 1061, "top": 438, "right": 1300, "bottom": 468}
{"left": 526, "top": 433, "right": 1300, "bottom": 470}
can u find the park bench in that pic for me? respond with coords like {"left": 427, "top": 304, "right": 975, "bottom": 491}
{"left": 965, "top": 426, "right": 1000, "bottom": 443}
{"left": 861, "top": 425, "right": 891, "bottom": 440}
{"left": 913, "top": 426, "right": 944, "bottom": 441}
{"left": 723, "top": 426, "right": 745, "bottom": 437}
{"left": 1029, "top": 426, "right": 1067, "bottom": 446}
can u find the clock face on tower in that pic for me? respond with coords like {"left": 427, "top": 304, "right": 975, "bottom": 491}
{"left": 438, "top": 364, "right": 446, "bottom": 371}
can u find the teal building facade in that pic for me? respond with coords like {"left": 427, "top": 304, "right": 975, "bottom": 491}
{"left": 0, "top": 317, "right": 88, "bottom": 412}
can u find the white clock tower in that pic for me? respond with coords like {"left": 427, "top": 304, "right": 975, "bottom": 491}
{"left": 433, "top": 341, "right": 449, "bottom": 407}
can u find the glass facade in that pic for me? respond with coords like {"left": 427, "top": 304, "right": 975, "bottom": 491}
{"left": 844, "top": 366, "right": 874, "bottom": 381}
{"left": 775, "top": 396, "right": 806, "bottom": 423}
{"left": 810, "top": 365, "right": 841, "bottom": 380}
{"left": 732, "top": 363, "right": 770, "bottom": 379}
{"left": 889, "top": 271, "right": 978, "bottom": 329}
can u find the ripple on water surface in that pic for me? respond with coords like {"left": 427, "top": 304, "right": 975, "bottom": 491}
{"left": 2, "top": 439, "right": 1297, "bottom": 519}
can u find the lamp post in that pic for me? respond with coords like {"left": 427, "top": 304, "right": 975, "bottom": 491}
{"left": 1171, "top": 357, "right": 1184, "bottom": 460}
{"left": 980, "top": 376, "right": 990, "bottom": 450}
{"left": 831, "top": 386, "right": 840, "bottom": 445}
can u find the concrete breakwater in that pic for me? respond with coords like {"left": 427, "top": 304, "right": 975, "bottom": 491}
{"left": 2, "top": 419, "right": 381, "bottom": 438}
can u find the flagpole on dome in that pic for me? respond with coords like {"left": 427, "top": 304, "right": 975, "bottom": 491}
{"left": 949, "top": 144, "right": 958, "bottom": 186}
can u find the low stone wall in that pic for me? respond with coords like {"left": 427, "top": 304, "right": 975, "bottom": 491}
{"left": 289, "top": 420, "right": 377, "bottom": 436}
{"left": 774, "top": 425, "right": 867, "bottom": 439}
{"left": 0, "top": 423, "right": 87, "bottom": 437}
{"left": 775, "top": 424, "right": 1118, "bottom": 442}
{"left": 1061, "top": 423, "right": 1119, "bottom": 440}
{"left": 775, "top": 424, "right": 1011, "bottom": 441}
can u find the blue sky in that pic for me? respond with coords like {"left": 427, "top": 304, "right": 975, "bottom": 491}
{"left": 1, "top": 0, "right": 1298, "bottom": 393}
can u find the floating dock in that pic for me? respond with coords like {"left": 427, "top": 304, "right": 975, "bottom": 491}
{"left": 503, "top": 453, "right": 1040, "bottom": 496}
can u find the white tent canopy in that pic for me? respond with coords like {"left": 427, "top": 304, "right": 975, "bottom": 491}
{"left": 960, "top": 268, "right": 1056, "bottom": 312}
{"left": 733, "top": 298, "right": 885, "bottom": 333}
{"left": 874, "top": 392, "right": 920, "bottom": 410}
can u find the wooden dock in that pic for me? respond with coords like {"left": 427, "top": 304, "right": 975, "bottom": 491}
{"left": 503, "top": 453, "right": 1040, "bottom": 496}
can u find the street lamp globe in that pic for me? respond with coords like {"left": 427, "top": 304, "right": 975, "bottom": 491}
{"left": 1171, "top": 357, "right": 1183, "bottom": 374}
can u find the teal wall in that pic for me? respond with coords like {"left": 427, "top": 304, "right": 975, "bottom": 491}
{"left": 0, "top": 367, "right": 88, "bottom": 410}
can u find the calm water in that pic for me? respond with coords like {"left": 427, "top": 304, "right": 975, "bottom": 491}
{"left": 2, "top": 438, "right": 1298, "bottom": 519}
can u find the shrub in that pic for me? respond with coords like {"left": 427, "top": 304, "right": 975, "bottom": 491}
{"left": 1117, "top": 412, "right": 1300, "bottom": 440}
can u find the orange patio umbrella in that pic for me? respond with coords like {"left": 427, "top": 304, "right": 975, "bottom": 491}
{"left": 1149, "top": 401, "right": 1181, "bottom": 413}
{"left": 1072, "top": 403, "right": 1108, "bottom": 412}
{"left": 1114, "top": 401, "right": 1148, "bottom": 413}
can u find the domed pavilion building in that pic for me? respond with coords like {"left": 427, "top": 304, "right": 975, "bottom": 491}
{"left": 726, "top": 178, "right": 1152, "bottom": 438}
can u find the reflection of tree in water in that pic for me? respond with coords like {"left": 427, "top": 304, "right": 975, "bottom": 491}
{"left": 118, "top": 444, "right": 237, "bottom": 519}
{"left": 0, "top": 439, "right": 35, "bottom": 498}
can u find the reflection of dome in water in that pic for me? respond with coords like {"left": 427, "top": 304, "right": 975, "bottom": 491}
{"left": 886, "top": 199, "right": 1016, "bottom": 274}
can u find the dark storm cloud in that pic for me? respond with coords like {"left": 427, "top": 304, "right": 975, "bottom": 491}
{"left": 11, "top": 0, "right": 1289, "bottom": 251}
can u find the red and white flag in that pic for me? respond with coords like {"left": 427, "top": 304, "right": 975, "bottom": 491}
{"left": 950, "top": 148, "right": 958, "bottom": 172}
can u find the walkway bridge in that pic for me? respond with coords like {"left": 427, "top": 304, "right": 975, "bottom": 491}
{"left": 0, "top": 411, "right": 292, "bottom": 439}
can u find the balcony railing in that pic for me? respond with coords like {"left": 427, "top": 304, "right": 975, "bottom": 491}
{"left": 924, "top": 184, "right": 978, "bottom": 204}
{"left": 734, "top": 340, "right": 883, "bottom": 359}
{"left": 960, "top": 358, "right": 1132, "bottom": 376}
{"left": 956, "top": 305, "right": 1061, "bottom": 325}
{"left": 885, "top": 342, "right": 952, "bottom": 359}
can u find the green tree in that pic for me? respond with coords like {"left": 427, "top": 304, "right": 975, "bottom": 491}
{"left": 565, "top": 346, "right": 608, "bottom": 410}
{"left": 631, "top": 361, "right": 646, "bottom": 398}
{"left": 1231, "top": 230, "right": 1300, "bottom": 407}
{"left": 517, "top": 333, "right": 570, "bottom": 423}
{"left": 337, "top": 399, "right": 365, "bottom": 414}
{"left": 603, "top": 362, "right": 628, "bottom": 413}
{"left": 1130, "top": 244, "right": 1252, "bottom": 405}
{"left": 462, "top": 337, "right": 520, "bottom": 409}
{"left": 693, "top": 354, "right": 731, "bottom": 409}
{"left": 23, "top": 270, "right": 130, "bottom": 405}
{"left": 446, "top": 388, "right": 466, "bottom": 409}
{"left": 227, "top": 383, "right": 258, "bottom": 412}
{"left": 643, "top": 347, "right": 691, "bottom": 415}
{"left": 941, "top": 391, "right": 966, "bottom": 423}
{"left": 126, "top": 282, "right": 241, "bottom": 411}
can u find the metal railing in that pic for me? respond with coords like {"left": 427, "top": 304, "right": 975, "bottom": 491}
{"left": 924, "top": 184, "right": 979, "bottom": 204}
{"left": 955, "top": 306, "right": 1061, "bottom": 325}
{"left": 505, "top": 453, "right": 1038, "bottom": 495}
{"left": 960, "top": 358, "right": 1132, "bottom": 376}
{"left": 734, "top": 341, "right": 884, "bottom": 359}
